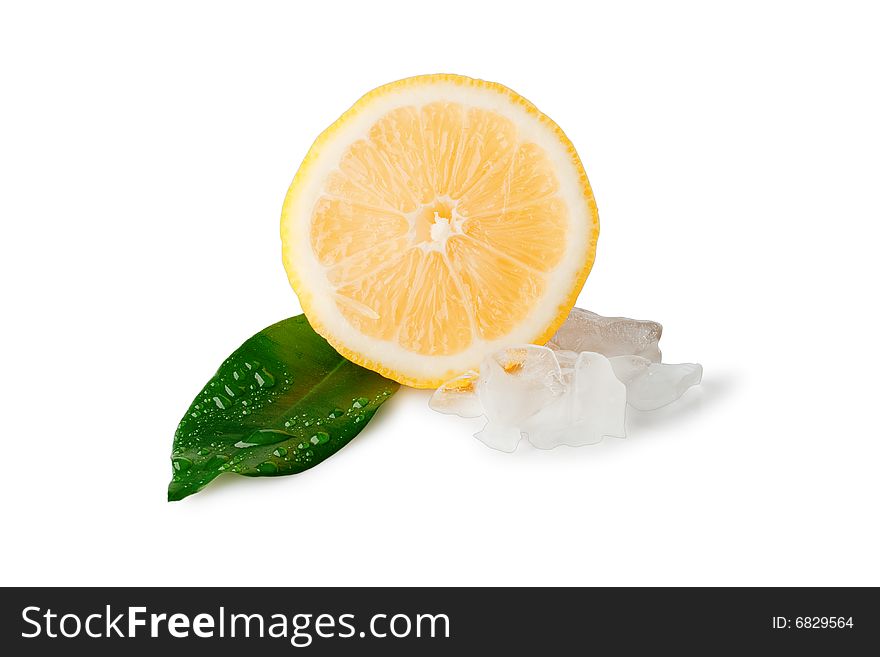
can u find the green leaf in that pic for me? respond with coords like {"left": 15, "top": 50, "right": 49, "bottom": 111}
{"left": 168, "top": 315, "right": 399, "bottom": 501}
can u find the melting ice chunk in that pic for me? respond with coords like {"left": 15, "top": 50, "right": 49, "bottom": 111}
{"left": 523, "top": 352, "right": 627, "bottom": 449}
{"left": 429, "top": 308, "right": 702, "bottom": 451}
{"left": 430, "top": 347, "right": 625, "bottom": 452}
{"left": 428, "top": 371, "right": 482, "bottom": 418}
{"left": 552, "top": 349, "right": 580, "bottom": 378}
{"left": 548, "top": 307, "right": 663, "bottom": 362}
{"left": 475, "top": 346, "right": 565, "bottom": 452}
{"left": 609, "top": 356, "right": 703, "bottom": 411}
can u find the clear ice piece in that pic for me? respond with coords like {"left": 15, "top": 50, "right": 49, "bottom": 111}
{"left": 553, "top": 349, "right": 580, "bottom": 381}
{"left": 474, "top": 346, "right": 565, "bottom": 452}
{"left": 523, "top": 352, "right": 627, "bottom": 449}
{"left": 428, "top": 371, "right": 482, "bottom": 418}
{"left": 547, "top": 307, "right": 663, "bottom": 362}
{"left": 428, "top": 308, "right": 701, "bottom": 452}
{"left": 609, "top": 356, "right": 703, "bottom": 411}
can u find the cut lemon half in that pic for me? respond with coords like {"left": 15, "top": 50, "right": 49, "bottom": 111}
{"left": 281, "top": 74, "right": 599, "bottom": 388}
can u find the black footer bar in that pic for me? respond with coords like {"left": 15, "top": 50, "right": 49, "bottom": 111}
{"left": 2, "top": 587, "right": 876, "bottom": 654}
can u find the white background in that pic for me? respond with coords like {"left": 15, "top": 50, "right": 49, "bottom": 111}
{"left": 1, "top": 0, "right": 877, "bottom": 586}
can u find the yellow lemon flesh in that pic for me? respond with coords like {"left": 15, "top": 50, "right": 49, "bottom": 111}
{"left": 281, "top": 74, "right": 598, "bottom": 388}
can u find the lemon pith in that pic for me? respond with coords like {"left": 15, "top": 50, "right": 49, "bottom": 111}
{"left": 281, "top": 74, "right": 599, "bottom": 388}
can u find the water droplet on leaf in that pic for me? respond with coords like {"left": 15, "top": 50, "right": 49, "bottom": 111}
{"left": 172, "top": 457, "right": 192, "bottom": 472}
{"left": 310, "top": 431, "right": 330, "bottom": 445}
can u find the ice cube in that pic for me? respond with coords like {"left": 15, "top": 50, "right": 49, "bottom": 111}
{"left": 428, "top": 370, "right": 482, "bottom": 418}
{"left": 472, "top": 346, "right": 565, "bottom": 452}
{"left": 547, "top": 307, "right": 663, "bottom": 362}
{"left": 553, "top": 348, "right": 580, "bottom": 381}
{"left": 428, "top": 307, "right": 701, "bottom": 452}
{"left": 609, "top": 356, "right": 703, "bottom": 411}
{"left": 523, "top": 352, "right": 627, "bottom": 449}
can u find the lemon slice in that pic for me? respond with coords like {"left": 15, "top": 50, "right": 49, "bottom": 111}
{"left": 281, "top": 74, "right": 599, "bottom": 388}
